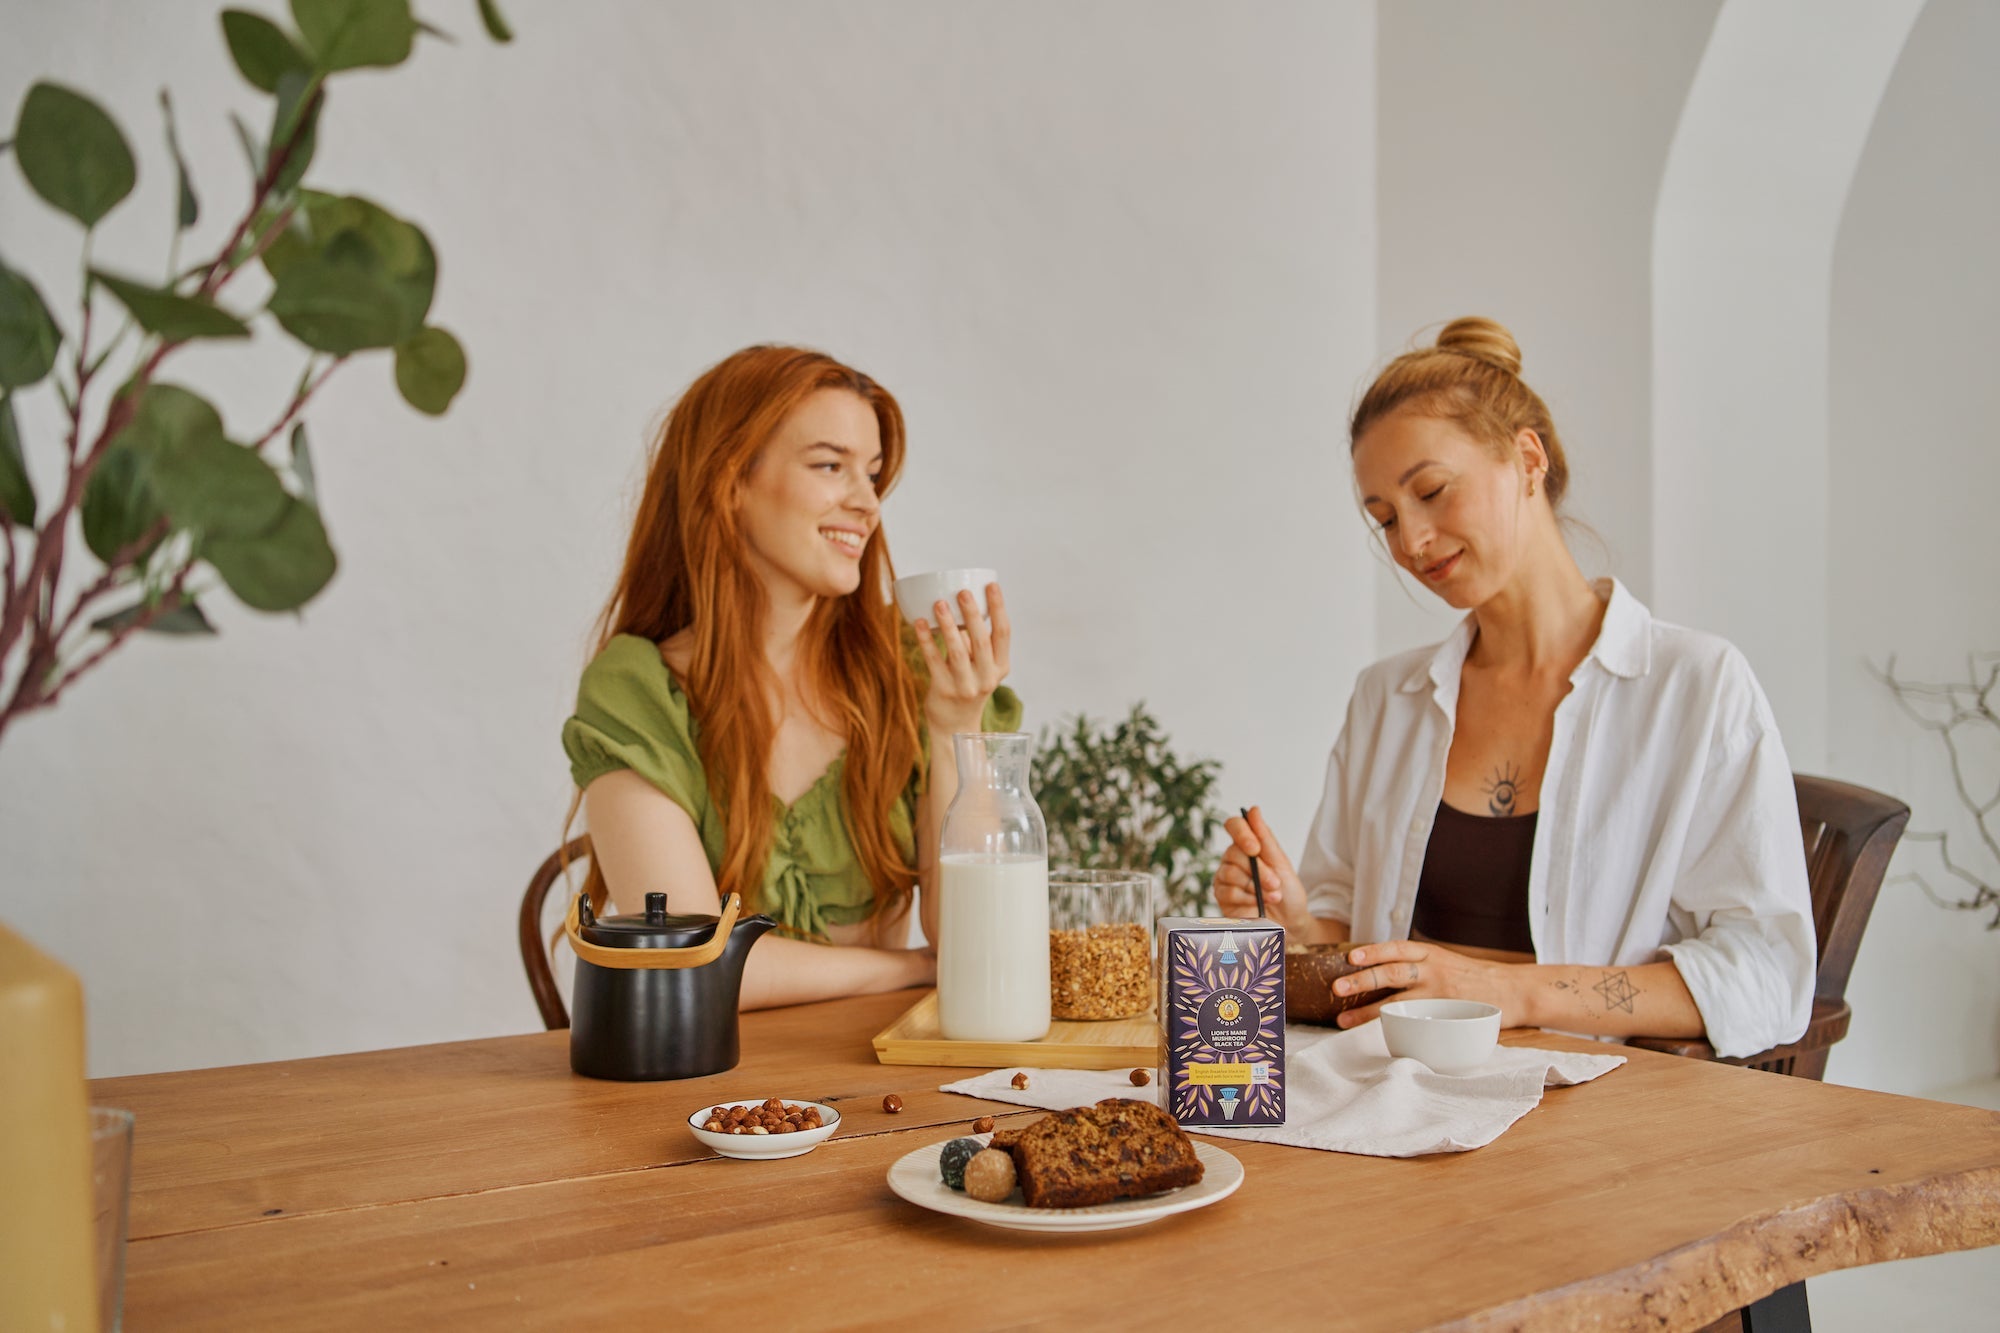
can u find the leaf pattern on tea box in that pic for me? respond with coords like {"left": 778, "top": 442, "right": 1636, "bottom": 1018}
{"left": 1168, "top": 928, "right": 1285, "bottom": 1121}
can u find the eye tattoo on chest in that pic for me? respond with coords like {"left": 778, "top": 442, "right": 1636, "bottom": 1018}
{"left": 1483, "top": 760, "right": 1522, "bottom": 817}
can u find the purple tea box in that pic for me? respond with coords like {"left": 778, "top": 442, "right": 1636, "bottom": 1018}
{"left": 1156, "top": 917, "right": 1285, "bottom": 1127}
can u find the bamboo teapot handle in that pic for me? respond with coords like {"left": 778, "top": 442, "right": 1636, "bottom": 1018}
{"left": 562, "top": 891, "right": 741, "bottom": 970}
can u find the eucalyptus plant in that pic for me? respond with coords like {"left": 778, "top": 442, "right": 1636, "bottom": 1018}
{"left": 1032, "top": 704, "right": 1228, "bottom": 919}
{"left": 0, "top": 0, "right": 511, "bottom": 747}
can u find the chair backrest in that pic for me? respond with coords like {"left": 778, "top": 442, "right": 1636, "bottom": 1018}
{"left": 1793, "top": 773, "right": 1910, "bottom": 1004}
{"left": 519, "top": 836, "right": 592, "bottom": 1031}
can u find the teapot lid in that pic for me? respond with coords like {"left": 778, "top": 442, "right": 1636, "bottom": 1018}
{"left": 579, "top": 892, "right": 725, "bottom": 949}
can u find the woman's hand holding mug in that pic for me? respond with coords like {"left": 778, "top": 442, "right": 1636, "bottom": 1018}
{"left": 914, "top": 582, "right": 1010, "bottom": 734}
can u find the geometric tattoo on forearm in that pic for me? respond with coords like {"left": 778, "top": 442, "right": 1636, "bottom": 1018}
{"left": 1592, "top": 970, "right": 1641, "bottom": 1014}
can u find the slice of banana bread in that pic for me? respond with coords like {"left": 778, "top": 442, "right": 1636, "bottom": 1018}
{"left": 992, "top": 1098, "right": 1204, "bottom": 1208}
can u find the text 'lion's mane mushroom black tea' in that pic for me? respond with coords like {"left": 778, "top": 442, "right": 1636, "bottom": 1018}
{"left": 1157, "top": 918, "right": 1285, "bottom": 1127}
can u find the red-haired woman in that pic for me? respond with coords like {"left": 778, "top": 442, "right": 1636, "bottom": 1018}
{"left": 562, "top": 346, "right": 1017, "bottom": 1008}
{"left": 1214, "top": 318, "right": 1816, "bottom": 1059}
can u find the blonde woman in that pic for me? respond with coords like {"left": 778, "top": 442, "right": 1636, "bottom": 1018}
{"left": 1214, "top": 318, "right": 1814, "bottom": 1058}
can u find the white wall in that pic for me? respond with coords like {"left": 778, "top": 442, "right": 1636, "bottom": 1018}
{"left": 1824, "top": 0, "right": 2000, "bottom": 1097}
{"left": 1374, "top": 0, "right": 1722, "bottom": 656}
{"left": 0, "top": 1, "right": 1379, "bottom": 1076}
{"left": 1652, "top": 0, "right": 1925, "bottom": 773}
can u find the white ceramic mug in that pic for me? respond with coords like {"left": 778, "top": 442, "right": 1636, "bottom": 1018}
{"left": 893, "top": 569, "right": 998, "bottom": 625}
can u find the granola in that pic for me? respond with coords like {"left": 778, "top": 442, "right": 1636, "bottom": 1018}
{"left": 1048, "top": 923, "right": 1152, "bottom": 1020}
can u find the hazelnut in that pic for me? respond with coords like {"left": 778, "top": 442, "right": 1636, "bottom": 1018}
{"left": 1010, "top": 1072, "right": 1029, "bottom": 1090}
{"left": 749, "top": 1125, "right": 770, "bottom": 1135}
{"left": 703, "top": 1118, "right": 724, "bottom": 1132}
{"left": 882, "top": 1093, "right": 905, "bottom": 1113}
{"left": 1129, "top": 1068, "right": 1152, "bottom": 1086}
{"left": 972, "top": 1116, "right": 996, "bottom": 1134}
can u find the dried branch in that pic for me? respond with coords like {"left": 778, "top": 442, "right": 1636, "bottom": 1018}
{"left": 1875, "top": 656, "right": 2000, "bottom": 929}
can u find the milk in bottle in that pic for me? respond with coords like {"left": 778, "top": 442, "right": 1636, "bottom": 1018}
{"left": 935, "top": 733, "right": 1051, "bottom": 1041}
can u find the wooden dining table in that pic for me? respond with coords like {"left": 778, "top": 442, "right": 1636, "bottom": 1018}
{"left": 92, "top": 989, "right": 2000, "bottom": 1331}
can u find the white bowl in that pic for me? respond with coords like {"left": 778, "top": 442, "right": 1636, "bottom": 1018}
{"left": 686, "top": 1100, "right": 841, "bottom": 1160}
{"left": 1378, "top": 999, "right": 1502, "bottom": 1075}
{"left": 894, "top": 569, "right": 997, "bottom": 625}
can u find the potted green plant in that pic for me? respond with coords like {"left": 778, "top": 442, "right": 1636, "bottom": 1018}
{"left": 0, "top": 0, "right": 512, "bottom": 747}
{"left": 1032, "top": 703, "right": 1227, "bottom": 919}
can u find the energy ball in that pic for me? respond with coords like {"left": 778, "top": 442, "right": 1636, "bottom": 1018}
{"left": 938, "top": 1137, "right": 982, "bottom": 1191}
{"left": 963, "top": 1148, "right": 1018, "bottom": 1203}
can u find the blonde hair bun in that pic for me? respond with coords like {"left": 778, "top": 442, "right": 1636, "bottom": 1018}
{"left": 1435, "top": 317, "right": 1522, "bottom": 377}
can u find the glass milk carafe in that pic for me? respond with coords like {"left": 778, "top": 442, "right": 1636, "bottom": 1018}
{"left": 936, "top": 732, "right": 1051, "bottom": 1042}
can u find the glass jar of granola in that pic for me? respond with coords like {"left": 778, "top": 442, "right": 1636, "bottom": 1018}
{"left": 1047, "top": 870, "right": 1155, "bottom": 1021}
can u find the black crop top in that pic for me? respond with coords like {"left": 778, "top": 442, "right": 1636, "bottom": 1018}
{"left": 1410, "top": 801, "right": 1537, "bottom": 955}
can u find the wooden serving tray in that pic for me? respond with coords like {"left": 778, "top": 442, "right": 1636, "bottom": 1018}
{"left": 871, "top": 990, "right": 1157, "bottom": 1069}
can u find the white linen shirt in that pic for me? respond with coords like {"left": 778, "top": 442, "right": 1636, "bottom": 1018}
{"left": 1297, "top": 579, "right": 1815, "bottom": 1059}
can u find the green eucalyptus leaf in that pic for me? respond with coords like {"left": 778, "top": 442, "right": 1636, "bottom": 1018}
{"left": 267, "top": 71, "right": 322, "bottom": 195}
{"left": 265, "top": 196, "right": 433, "bottom": 352}
{"left": 222, "top": 9, "right": 313, "bottom": 93}
{"left": 117, "top": 384, "right": 289, "bottom": 539}
{"left": 204, "top": 494, "right": 337, "bottom": 612}
{"left": 92, "top": 269, "right": 251, "bottom": 342}
{"left": 80, "top": 439, "right": 163, "bottom": 562}
{"left": 0, "top": 257, "right": 62, "bottom": 389}
{"left": 14, "top": 82, "right": 136, "bottom": 227}
{"left": 289, "top": 420, "right": 317, "bottom": 506}
{"left": 291, "top": 0, "right": 417, "bottom": 72}
{"left": 0, "top": 392, "right": 34, "bottom": 526}
{"left": 258, "top": 189, "right": 332, "bottom": 279}
{"left": 229, "top": 112, "right": 264, "bottom": 180}
{"left": 158, "top": 90, "right": 199, "bottom": 229}
{"left": 155, "top": 435, "right": 291, "bottom": 540}
{"left": 260, "top": 194, "right": 432, "bottom": 323}
{"left": 91, "top": 593, "right": 217, "bottom": 636}
{"left": 476, "top": 0, "right": 513, "bottom": 42}
{"left": 393, "top": 325, "right": 465, "bottom": 415}
{"left": 268, "top": 255, "right": 407, "bottom": 353}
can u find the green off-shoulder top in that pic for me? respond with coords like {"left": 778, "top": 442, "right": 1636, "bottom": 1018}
{"left": 562, "top": 634, "right": 1023, "bottom": 941}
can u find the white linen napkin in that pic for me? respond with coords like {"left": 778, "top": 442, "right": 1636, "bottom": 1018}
{"left": 939, "top": 1021, "right": 1624, "bottom": 1158}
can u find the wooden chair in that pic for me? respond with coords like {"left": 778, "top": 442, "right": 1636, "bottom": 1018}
{"left": 1630, "top": 773, "right": 1909, "bottom": 1080}
{"left": 519, "top": 836, "right": 592, "bottom": 1031}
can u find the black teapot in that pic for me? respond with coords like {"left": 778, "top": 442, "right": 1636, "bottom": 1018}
{"left": 563, "top": 890, "right": 775, "bottom": 1081}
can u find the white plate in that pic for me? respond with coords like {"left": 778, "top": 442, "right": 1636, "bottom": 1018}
{"left": 886, "top": 1134, "right": 1243, "bottom": 1232}
{"left": 687, "top": 1100, "right": 841, "bottom": 1160}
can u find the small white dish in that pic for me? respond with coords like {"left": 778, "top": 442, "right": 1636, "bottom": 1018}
{"left": 686, "top": 1100, "right": 841, "bottom": 1160}
{"left": 894, "top": 569, "right": 998, "bottom": 625}
{"left": 1379, "top": 999, "right": 1502, "bottom": 1075}
{"left": 886, "top": 1134, "right": 1243, "bottom": 1233}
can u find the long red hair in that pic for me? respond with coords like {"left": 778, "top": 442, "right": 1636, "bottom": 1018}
{"left": 575, "top": 346, "right": 923, "bottom": 926}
